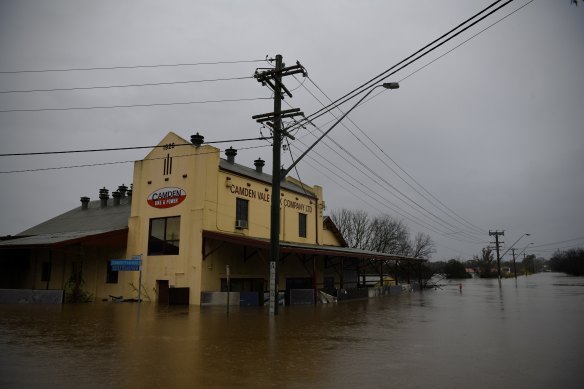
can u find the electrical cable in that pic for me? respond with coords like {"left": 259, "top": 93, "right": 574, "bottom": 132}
{"left": 0, "top": 59, "right": 266, "bottom": 74}
{"left": 284, "top": 1, "right": 535, "bottom": 238}
{"left": 0, "top": 143, "right": 271, "bottom": 174}
{"left": 398, "top": 0, "right": 535, "bottom": 85}
{"left": 0, "top": 76, "right": 253, "bottom": 94}
{"left": 303, "top": 76, "right": 487, "bottom": 235}
{"left": 288, "top": 136, "right": 484, "bottom": 244}
{"left": 531, "top": 237, "right": 584, "bottom": 249}
{"left": 0, "top": 136, "right": 271, "bottom": 157}
{"left": 287, "top": 104, "right": 486, "bottom": 243}
{"left": 287, "top": 0, "right": 515, "bottom": 133}
{"left": 0, "top": 97, "right": 271, "bottom": 113}
{"left": 296, "top": 148, "right": 484, "bottom": 245}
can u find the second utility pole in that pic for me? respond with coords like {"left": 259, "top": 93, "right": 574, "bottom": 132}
{"left": 489, "top": 230, "right": 504, "bottom": 280}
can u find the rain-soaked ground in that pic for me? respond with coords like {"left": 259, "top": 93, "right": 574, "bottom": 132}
{"left": 1, "top": 272, "right": 583, "bottom": 388}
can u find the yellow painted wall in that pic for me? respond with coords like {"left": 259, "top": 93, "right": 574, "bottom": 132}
{"left": 26, "top": 246, "right": 133, "bottom": 302}
{"left": 126, "top": 132, "right": 344, "bottom": 305}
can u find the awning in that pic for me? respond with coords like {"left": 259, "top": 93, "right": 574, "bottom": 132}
{"left": 202, "top": 230, "right": 422, "bottom": 262}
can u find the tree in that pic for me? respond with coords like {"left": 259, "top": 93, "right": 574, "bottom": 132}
{"left": 330, "top": 208, "right": 371, "bottom": 250}
{"left": 549, "top": 248, "right": 584, "bottom": 276}
{"left": 475, "top": 247, "right": 495, "bottom": 278}
{"left": 410, "top": 232, "right": 436, "bottom": 259}
{"left": 330, "top": 209, "right": 435, "bottom": 259}
{"left": 443, "top": 259, "right": 471, "bottom": 279}
{"left": 368, "top": 215, "right": 410, "bottom": 255}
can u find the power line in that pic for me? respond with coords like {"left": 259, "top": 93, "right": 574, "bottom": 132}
{"left": 398, "top": 0, "right": 535, "bottom": 84}
{"left": 289, "top": 136, "right": 484, "bottom": 244}
{"left": 303, "top": 76, "right": 487, "bottom": 236}
{"left": 0, "top": 76, "right": 252, "bottom": 94}
{"left": 0, "top": 97, "right": 271, "bottom": 113}
{"left": 0, "top": 143, "right": 271, "bottom": 174}
{"left": 285, "top": 79, "right": 485, "bottom": 242}
{"left": 531, "top": 236, "right": 584, "bottom": 249}
{"left": 297, "top": 148, "right": 484, "bottom": 245}
{"left": 282, "top": 0, "right": 534, "bottom": 239}
{"left": 0, "top": 59, "right": 266, "bottom": 74}
{"left": 0, "top": 137, "right": 271, "bottom": 157}
{"left": 288, "top": 0, "right": 515, "bottom": 133}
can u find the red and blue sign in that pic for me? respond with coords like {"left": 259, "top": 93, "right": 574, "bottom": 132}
{"left": 147, "top": 187, "right": 186, "bottom": 209}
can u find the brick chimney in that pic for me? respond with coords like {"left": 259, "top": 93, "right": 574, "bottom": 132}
{"left": 99, "top": 187, "right": 109, "bottom": 208}
{"left": 225, "top": 147, "right": 237, "bottom": 164}
{"left": 254, "top": 158, "right": 265, "bottom": 173}
{"left": 191, "top": 133, "right": 204, "bottom": 147}
{"left": 112, "top": 190, "right": 122, "bottom": 206}
{"left": 80, "top": 196, "right": 90, "bottom": 210}
{"left": 118, "top": 184, "right": 128, "bottom": 197}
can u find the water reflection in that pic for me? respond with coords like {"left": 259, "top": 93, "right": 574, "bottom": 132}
{"left": 1, "top": 273, "right": 584, "bottom": 388}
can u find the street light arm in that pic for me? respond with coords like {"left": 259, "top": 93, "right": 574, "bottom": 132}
{"left": 500, "top": 233, "right": 530, "bottom": 260}
{"left": 282, "top": 83, "right": 398, "bottom": 177}
{"left": 516, "top": 243, "right": 534, "bottom": 258}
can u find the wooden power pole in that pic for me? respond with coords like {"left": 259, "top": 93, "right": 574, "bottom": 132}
{"left": 253, "top": 55, "right": 306, "bottom": 315}
{"left": 489, "top": 230, "right": 504, "bottom": 279}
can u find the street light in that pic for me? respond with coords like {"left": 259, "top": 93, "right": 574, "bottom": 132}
{"left": 500, "top": 233, "right": 531, "bottom": 261}
{"left": 268, "top": 82, "right": 399, "bottom": 315}
{"left": 282, "top": 82, "right": 399, "bottom": 176}
{"left": 513, "top": 242, "right": 534, "bottom": 279}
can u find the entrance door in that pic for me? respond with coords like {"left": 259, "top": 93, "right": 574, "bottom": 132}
{"left": 157, "top": 280, "right": 169, "bottom": 305}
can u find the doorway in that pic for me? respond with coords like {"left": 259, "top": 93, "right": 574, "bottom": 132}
{"left": 157, "top": 280, "right": 169, "bottom": 305}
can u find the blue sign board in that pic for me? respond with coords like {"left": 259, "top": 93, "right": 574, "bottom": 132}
{"left": 110, "top": 259, "right": 142, "bottom": 272}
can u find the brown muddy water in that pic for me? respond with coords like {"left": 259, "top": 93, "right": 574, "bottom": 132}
{"left": 1, "top": 272, "right": 583, "bottom": 389}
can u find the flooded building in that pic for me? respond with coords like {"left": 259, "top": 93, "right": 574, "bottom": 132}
{"left": 0, "top": 132, "right": 420, "bottom": 305}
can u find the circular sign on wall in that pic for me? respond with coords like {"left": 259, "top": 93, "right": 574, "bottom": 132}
{"left": 147, "top": 187, "right": 186, "bottom": 209}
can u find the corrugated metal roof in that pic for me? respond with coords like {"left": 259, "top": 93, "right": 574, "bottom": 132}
{"left": 219, "top": 159, "right": 316, "bottom": 198}
{"left": 16, "top": 197, "right": 131, "bottom": 237}
{"left": 0, "top": 228, "right": 127, "bottom": 247}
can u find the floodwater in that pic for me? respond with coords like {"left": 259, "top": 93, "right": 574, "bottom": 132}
{"left": 1, "top": 273, "right": 583, "bottom": 389}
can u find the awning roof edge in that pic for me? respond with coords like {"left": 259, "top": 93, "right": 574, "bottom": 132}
{"left": 202, "top": 230, "right": 424, "bottom": 262}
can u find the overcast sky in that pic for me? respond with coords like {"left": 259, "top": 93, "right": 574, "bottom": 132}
{"left": 1, "top": 0, "right": 582, "bottom": 261}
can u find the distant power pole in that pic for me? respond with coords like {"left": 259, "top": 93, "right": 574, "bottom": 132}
{"left": 489, "top": 230, "right": 505, "bottom": 279}
{"left": 253, "top": 54, "right": 306, "bottom": 315}
{"left": 511, "top": 248, "right": 517, "bottom": 279}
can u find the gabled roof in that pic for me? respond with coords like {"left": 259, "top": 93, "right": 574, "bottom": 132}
{"left": 323, "top": 216, "right": 348, "bottom": 247}
{"left": 0, "top": 229, "right": 127, "bottom": 248}
{"left": 219, "top": 159, "right": 317, "bottom": 199}
{"left": 0, "top": 197, "right": 131, "bottom": 248}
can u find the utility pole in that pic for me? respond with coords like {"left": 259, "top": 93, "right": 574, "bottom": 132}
{"left": 511, "top": 248, "right": 517, "bottom": 279}
{"left": 253, "top": 54, "right": 306, "bottom": 315}
{"left": 489, "top": 230, "right": 504, "bottom": 279}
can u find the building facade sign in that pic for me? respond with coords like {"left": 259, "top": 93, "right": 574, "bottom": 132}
{"left": 230, "top": 184, "right": 270, "bottom": 202}
{"left": 229, "top": 184, "right": 312, "bottom": 213}
{"left": 147, "top": 187, "right": 186, "bottom": 209}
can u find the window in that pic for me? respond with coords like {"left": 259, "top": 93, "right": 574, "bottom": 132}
{"left": 236, "top": 198, "right": 249, "bottom": 229}
{"left": 148, "top": 216, "right": 181, "bottom": 255}
{"left": 299, "top": 213, "right": 307, "bottom": 238}
{"left": 106, "top": 261, "right": 119, "bottom": 284}
{"left": 41, "top": 262, "right": 52, "bottom": 282}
